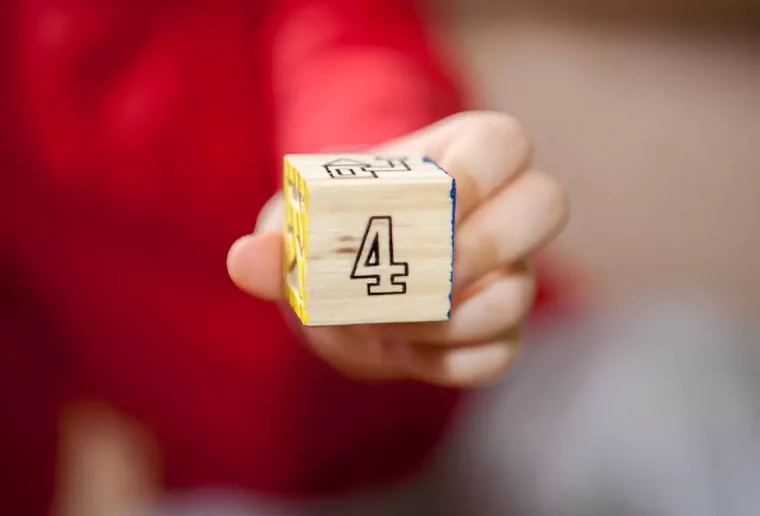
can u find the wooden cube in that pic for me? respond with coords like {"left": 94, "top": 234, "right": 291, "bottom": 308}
{"left": 282, "top": 154, "right": 456, "bottom": 326}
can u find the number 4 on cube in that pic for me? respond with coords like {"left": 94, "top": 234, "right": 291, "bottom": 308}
{"left": 282, "top": 154, "right": 456, "bottom": 326}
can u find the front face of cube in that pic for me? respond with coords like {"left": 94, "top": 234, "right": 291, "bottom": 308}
{"left": 283, "top": 155, "right": 455, "bottom": 327}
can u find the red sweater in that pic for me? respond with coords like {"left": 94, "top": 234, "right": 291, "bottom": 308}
{"left": 0, "top": 1, "right": 565, "bottom": 514}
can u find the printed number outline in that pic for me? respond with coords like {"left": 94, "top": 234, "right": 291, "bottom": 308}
{"left": 350, "top": 216, "right": 409, "bottom": 296}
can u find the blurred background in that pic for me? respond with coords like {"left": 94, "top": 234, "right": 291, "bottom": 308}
{"left": 437, "top": 0, "right": 759, "bottom": 316}
{"left": 3, "top": 1, "right": 759, "bottom": 515}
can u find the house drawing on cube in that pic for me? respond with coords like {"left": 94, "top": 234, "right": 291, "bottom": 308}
{"left": 323, "top": 157, "right": 410, "bottom": 179}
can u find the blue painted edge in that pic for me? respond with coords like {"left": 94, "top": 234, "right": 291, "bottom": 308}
{"left": 422, "top": 156, "right": 456, "bottom": 319}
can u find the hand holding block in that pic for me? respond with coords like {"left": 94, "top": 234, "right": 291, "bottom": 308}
{"left": 283, "top": 154, "right": 456, "bottom": 326}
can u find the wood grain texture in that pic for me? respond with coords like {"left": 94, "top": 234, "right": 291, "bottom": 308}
{"left": 283, "top": 154, "right": 456, "bottom": 326}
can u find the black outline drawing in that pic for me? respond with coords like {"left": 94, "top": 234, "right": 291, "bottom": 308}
{"left": 350, "top": 216, "right": 409, "bottom": 296}
{"left": 323, "top": 157, "right": 411, "bottom": 179}
{"left": 323, "top": 158, "right": 377, "bottom": 179}
{"left": 364, "top": 157, "right": 410, "bottom": 173}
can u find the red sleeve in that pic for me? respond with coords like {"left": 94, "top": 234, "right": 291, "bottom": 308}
{"left": 267, "top": 0, "right": 467, "bottom": 158}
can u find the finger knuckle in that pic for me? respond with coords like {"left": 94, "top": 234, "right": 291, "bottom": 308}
{"left": 476, "top": 343, "right": 521, "bottom": 385}
{"left": 483, "top": 111, "right": 528, "bottom": 138}
{"left": 445, "top": 341, "right": 521, "bottom": 387}
{"left": 457, "top": 110, "right": 531, "bottom": 143}
{"left": 486, "top": 113, "right": 534, "bottom": 168}
{"left": 533, "top": 171, "right": 571, "bottom": 234}
{"left": 484, "top": 274, "right": 535, "bottom": 330}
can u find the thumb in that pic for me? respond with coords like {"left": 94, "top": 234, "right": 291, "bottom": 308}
{"left": 227, "top": 233, "right": 283, "bottom": 300}
{"left": 227, "top": 194, "right": 284, "bottom": 301}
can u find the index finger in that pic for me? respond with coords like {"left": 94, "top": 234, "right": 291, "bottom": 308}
{"left": 377, "top": 111, "right": 533, "bottom": 222}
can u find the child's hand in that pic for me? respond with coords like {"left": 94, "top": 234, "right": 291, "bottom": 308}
{"left": 227, "top": 111, "right": 569, "bottom": 387}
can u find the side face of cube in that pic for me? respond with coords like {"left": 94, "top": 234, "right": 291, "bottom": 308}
{"left": 283, "top": 158, "right": 310, "bottom": 323}
{"left": 283, "top": 154, "right": 456, "bottom": 326}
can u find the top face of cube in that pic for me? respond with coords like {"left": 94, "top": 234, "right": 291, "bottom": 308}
{"left": 284, "top": 154, "right": 450, "bottom": 184}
